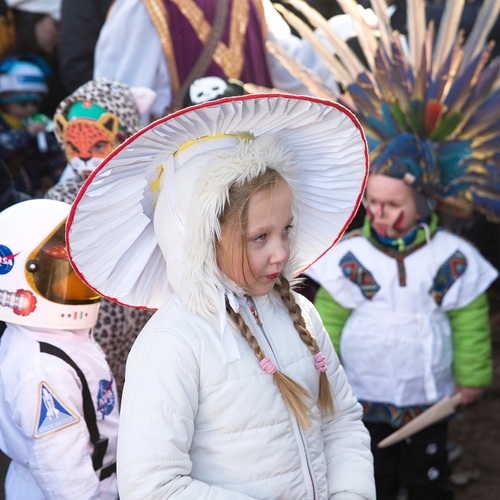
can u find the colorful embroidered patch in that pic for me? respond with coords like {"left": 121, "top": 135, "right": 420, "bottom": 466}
{"left": 340, "top": 251, "right": 380, "bottom": 299}
{"left": 96, "top": 378, "right": 115, "bottom": 418}
{"left": 34, "top": 382, "right": 79, "bottom": 438}
{"left": 361, "top": 400, "right": 430, "bottom": 428}
{"left": 430, "top": 251, "right": 467, "bottom": 305}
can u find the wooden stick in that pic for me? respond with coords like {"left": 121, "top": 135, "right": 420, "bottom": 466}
{"left": 377, "top": 393, "right": 462, "bottom": 448}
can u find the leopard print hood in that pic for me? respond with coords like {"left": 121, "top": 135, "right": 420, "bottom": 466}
{"left": 53, "top": 78, "right": 145, "bottom": 148}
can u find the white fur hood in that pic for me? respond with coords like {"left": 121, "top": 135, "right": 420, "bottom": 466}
{"left": 154, "top": 135, "right": 300, "bottom": 319}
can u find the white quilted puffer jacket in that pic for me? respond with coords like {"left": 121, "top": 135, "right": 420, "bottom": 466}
{"left": 116, "top": 292, "right": 375, "bottom": 499}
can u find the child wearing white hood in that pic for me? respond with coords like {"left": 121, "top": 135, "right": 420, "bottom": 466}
{"left": 66, "top": 94, "right": 376, "bottom": 499}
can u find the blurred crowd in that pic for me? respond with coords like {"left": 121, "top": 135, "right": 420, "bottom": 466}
{"left": 1, "top": 0, "right": 499, "bottom": 202}
{"left": 0, "top": 1, "right": 499, "bottom": 498}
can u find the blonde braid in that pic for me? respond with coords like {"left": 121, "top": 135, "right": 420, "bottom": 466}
{"left": 275, "top": 276, "right": 335, "bottom": 415}
{"left": 225, "top": 300, "right": 312, "bottom": 429}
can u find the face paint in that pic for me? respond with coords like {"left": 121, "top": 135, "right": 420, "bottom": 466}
{"left": 365, "top": 175, "right": 421, "bottom": 239}
{"left": 392, "top": 210, "right": 406, "bottom": 232}
{"left": 366, "top": 206, "right": 374, "bottom": 221}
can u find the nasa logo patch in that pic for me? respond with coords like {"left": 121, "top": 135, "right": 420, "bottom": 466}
{"left": 97, "top": 379, "right": 115, "bottom": 418}
{"left": 34, "top": 382, "right": 80, "bottom": 438}
{"left": 0, "top": 245, "right": 18, "bottom": 275}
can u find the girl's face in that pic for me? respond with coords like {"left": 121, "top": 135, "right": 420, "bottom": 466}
{"left": 364, "top": 174, "right": 420, "bottom": 239}
{"left": 218, "top": 180, "right": 293, "bottom": 296}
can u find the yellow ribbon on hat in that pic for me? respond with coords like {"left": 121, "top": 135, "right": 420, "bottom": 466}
{"left": 174, "top": 131, "right": 254, "bottom": 156}
{"left": 150, "top": 164, "right": 164, "bottom": 193}
{"left": 150, "top": 132, "right": 254, "bottom": 193}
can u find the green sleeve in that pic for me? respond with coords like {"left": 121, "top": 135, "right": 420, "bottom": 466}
{"left": 314, "top": 286, "right": 352, "bottom": 353}
{"left": 448, "top": 293, "right": 493, "bottom": 387}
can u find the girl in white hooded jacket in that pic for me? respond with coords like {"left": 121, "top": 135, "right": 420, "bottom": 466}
{"left": 66, "top": 94, "right": 376, "bottom": 499}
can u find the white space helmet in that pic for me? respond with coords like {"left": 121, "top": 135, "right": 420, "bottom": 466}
{"left": 0, "top": 199, "right": 100, "bottom": 329}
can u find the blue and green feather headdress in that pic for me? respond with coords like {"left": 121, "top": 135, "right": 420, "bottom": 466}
{"left": 269, "top": 0, "right": 500, "bottom": 228}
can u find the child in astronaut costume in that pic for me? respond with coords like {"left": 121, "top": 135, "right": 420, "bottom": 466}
{"left": 0, "top": 199, "right": 119, "bottom": 499}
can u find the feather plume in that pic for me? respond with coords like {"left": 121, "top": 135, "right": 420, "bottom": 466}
{"left": 365, "top": 0, "right": 392, "bottom": 58}
{"left": 428, "top": 33, "right": 462, "bottom": 102}
{"left": 272, "top": 0, "right": 500, "bottom": 226}
{"left": 334, "top": 0, "right": 380, "bottom": 67}
{"left": 390, "top": 32, "right": 414, "bottom": 107}
{"left": 412, "top": 21, "right": 434, "bottom": 103}
{"left": 265, "top": 41, "right": 338, "bottom": 100}
{"left": 461, "top": 0, "right": 500, "bottom": 70}
{"left": 444, "top": 46, "right": 494, "bottom": 125}
{"left": 407, "top": 0, "right": 427, "bottom": 68}
{"left": 432, "top": 0, "right": 465, "bottom": 76}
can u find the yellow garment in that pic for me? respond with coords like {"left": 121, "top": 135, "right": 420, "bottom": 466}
{"left": 0, "top": 9, "right": 16, "bottom": 60}
{"left": 0, "top": 110, "right": 24, "bottom": 129}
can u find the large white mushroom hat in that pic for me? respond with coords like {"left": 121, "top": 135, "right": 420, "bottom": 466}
{"left": 66, "top": 94, "right": 368, "bottom": 323}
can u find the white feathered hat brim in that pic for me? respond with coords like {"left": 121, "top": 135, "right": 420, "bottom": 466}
{"left": 67, "top": 94, "right": 368, "bottom": 310}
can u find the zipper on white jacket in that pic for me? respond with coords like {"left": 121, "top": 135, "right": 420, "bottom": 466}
{"left": 245, "top": 296, "right": 317, "bottom": 499}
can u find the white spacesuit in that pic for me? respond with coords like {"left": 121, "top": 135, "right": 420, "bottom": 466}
{"left": 0, "top": 199, "right": 119, "bottom": 499}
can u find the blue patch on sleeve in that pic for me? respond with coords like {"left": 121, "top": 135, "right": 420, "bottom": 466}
{"left": 97, "top": 378, "right": 115, "bottom": 419}
{"left": 34, "top": 382, "right": 79, "bottom": 438}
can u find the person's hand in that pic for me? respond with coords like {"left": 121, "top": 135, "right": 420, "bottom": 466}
{"left": 455, "top": 386, "right": 486, "bottom": 406}
{"left": 26, "top": 121, "right": 46, "bottom": 137}
{"left": 34, "top": 15, "right": 60, "bottom": 55}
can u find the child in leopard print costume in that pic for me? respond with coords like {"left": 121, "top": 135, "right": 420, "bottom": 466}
{"left": 45, "top": 78, "right": 156, "bottom": 396}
